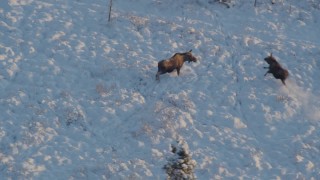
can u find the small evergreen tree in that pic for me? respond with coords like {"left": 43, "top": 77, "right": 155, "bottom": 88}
{"left": 163, "top": 140, "right": 197, "bottom": 180}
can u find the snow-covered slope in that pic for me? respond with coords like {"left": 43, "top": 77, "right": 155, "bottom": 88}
{"left": 0, "top": 0, "right": 319, "bottom": 179}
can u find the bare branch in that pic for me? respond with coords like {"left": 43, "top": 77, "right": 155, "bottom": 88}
{"left": 108, "top": 0, "right": 113, "bottom": 22}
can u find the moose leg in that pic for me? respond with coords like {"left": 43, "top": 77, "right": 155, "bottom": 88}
{"left": 281, "top": 79, "right": 286, "bottom": 85}
{"left": 156, "top": 71, "right": 161, "bottom": 81}
{"left": 264, "top": 70, "right": 270, "bottom": 76}
{"left": 177, "top": 68, "right": 180, "bottom": 76}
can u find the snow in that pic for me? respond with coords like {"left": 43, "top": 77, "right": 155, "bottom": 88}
{"left": 0, "top": 0, "right": 320, "bottom": 179}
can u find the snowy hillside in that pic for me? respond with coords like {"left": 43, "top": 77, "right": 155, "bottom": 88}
{"left": 1, "top": 0, "right": 320, "bottom": 179}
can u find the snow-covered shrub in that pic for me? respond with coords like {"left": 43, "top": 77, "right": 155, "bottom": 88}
{"left": 304, "top": 0, "right": 320, "bottom": 10}
{"left": 129, "top": 15, "right": 149, "bottom": 32}
{"left": 64, "top": 106, "right": 85, "bottom": 127}
{"left": 163, "top": 140, "right": 196, "bottom": 180}
{"left": 208, "top": 0, "right": 234, "bottom": 8}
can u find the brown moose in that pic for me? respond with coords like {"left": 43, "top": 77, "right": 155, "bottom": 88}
{"left": 156, "top": 50, "right": 197, "bottom": 81}
{"left": 264, "top": 53, "right": 289, "bottom": 85}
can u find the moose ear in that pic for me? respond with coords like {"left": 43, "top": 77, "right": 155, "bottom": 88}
{"left": 189, "top": 49, "right": 192, "bottom": 52}
{"left": 270, "top": 53, "right": 273, "bottom": 57}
